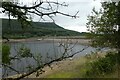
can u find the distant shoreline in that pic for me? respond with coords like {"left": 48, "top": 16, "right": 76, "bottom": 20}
{"left": 2, "top": 38, "right": 91, "bottom": 45}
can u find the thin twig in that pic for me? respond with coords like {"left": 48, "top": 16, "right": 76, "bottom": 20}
{"left": 2, "top": 63, "right": 20, "bottom": 74}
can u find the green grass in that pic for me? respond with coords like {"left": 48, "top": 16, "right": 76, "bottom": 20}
{"left": 43, "top": 57, "right": 87, "bottom": 78}
{"left": 46, "top": 66, "right": 87, "bottom": 78}
{"left": 42, "top": 51, "right": 119, "bottom": 78}
{"left": 47, "top": 72, "right": 78, "bottom": 78}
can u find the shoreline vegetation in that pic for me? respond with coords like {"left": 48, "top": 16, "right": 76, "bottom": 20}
{"left": 8, "top": 57, "right": 86, "bottom": 78}
{"left": 8, "top": 50, "right": 118, "bottom": 78}
{"left": 33, "top": 51, "right": 118, "bottom": 78}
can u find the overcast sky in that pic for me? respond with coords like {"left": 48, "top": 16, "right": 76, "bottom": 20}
{"left": 53, "top": 0, "right": 102, "bottom": 32}
{"left": 1, "top": 0, "right": 102, "bottom": 32}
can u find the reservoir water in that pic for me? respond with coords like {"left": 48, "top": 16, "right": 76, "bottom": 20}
{"left": 3, "top": 40, "right": 96, "bottom": 77}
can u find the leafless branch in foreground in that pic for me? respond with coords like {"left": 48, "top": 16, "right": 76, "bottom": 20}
{"left": 2, "top": 0, "right": 79, "bottom": 23}
{"left": 2, "top": 63, "right": 20, "bottom": 75}
{"left": 2, "top": 44, "right": 88, "bottom": 80}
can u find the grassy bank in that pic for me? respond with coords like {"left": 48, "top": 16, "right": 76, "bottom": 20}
{"left": 29, "top": 50, "right": 119, "bottom": 78}
{"left": 28, "top": 57, "right": 87, "bottom": 78}
{"left": 6, "top": 49, "right": 119, "bottom": 78}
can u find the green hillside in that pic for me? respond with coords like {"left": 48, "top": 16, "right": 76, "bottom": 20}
{"left": 2, "top": 18, "right": 81, "bottom": 39}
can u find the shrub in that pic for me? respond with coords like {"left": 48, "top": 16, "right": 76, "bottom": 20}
{"left": 18, "top": 45, "right": 32, "bottom": 58}
{"left": 2, "top": 44, "right": 11, "bottom": 64}
{"left": 85, "top": 52, "right": 118, "bottom": 77}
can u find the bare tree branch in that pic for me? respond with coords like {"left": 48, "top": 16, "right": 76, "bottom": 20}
{"left": 2, "top": 1, "right": 43, "bottom": 9}
{"left": 2, "top": 46, "right": 88, "bottom": 80}
{"left": 2, "top": 1, "right": 79, "bottom": 22}
{"left": 2, "top": 63, "right": 20, "bottom": 74}
{"left": 2, "top": 1, "right": 68, "bottom": 10}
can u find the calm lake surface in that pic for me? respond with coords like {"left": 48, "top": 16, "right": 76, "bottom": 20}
{"left": 3, "top": 40, "right": 96, "bottom": 77}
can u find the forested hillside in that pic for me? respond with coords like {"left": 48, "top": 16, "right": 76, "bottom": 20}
{"left": 2, "top": 18, "right": 81, "bottom": 39}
